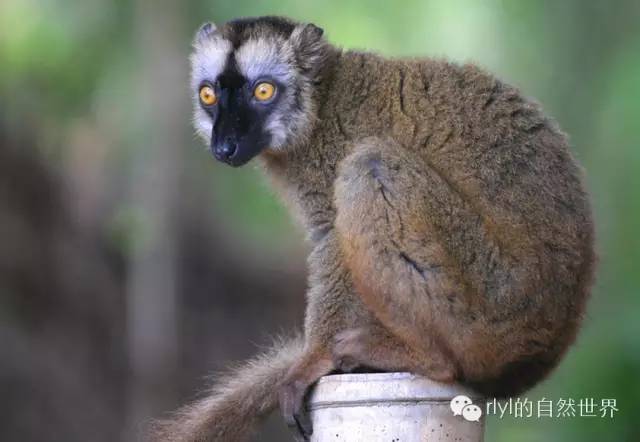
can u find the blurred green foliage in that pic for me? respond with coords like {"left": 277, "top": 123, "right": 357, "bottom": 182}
{"left": 1, "top": 0, "right": 639, "bottom": 440}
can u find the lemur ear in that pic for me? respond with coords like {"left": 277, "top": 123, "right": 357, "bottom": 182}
{"left": 301, "top": 23, "right": 324, "bottom": 39}
{"left": 194, "top": 22, "right": 218, "bottom": 45}
{"left": 290, "top": 23, "right": 328, "bottom": 80}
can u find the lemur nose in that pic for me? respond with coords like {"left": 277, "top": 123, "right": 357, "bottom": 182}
{"left": 221, "top": 142, "right": 237, "bottom": 157}
{"left": 215, "top": 139, "right": 238, "bottom": 161}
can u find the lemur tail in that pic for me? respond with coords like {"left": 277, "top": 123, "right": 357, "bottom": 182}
{"left": 149, "top": 336, "right": 305, "bottom": 442}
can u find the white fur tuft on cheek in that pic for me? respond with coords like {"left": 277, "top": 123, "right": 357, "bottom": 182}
{"left": 265, "top": 116, "right": 288, "bottom": 149}
{"left": 192, "top": 107, "right": 213, "bottom": 144}
{"left": 264, "top": 102, "right": 312, "bottom": 151}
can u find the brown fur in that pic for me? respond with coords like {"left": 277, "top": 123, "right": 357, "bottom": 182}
{"left": 154, "top": 16, "right": 595, "bottom": 441}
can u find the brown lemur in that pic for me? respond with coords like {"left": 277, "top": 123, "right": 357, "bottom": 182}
{"left": 151, "top": 16, "right": 595, "bottom": 442}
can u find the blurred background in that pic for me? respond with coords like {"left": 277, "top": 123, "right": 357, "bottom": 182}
{"left": 0, "top": 0, "right": 638, "bottom": 441}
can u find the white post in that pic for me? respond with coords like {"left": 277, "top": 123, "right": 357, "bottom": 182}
{"left": 308, "top": 372, "right": 485, "bottom": 442}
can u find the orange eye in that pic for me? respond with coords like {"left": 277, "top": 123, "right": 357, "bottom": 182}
{"left": 253, "top": 82, "right": 275, "bottom": 101}
{"left": 199, "top": 85, "right": 217, "bottom": 106}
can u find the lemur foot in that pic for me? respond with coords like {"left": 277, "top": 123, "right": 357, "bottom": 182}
{"left": 279, "top": 379, "right": 313, "bottom": 441}
{"left": 278, "top": 350, "right": 334, "bottom": 441}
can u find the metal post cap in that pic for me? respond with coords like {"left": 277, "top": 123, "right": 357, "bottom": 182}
{"left": 307, "top": 372, "right": 485, "bottom": 441}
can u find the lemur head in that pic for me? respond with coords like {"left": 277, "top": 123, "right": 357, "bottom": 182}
{"left": 190, "top": 16, "right": 330, "bottom": 167}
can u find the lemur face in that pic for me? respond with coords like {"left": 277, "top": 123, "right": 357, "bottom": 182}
{"left": 190, "top": 17, "right": 325, "bottom": 167}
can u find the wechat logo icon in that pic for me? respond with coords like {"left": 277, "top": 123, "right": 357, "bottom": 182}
{"left": 450, "top": 395, "right": 482, "bottom": 422}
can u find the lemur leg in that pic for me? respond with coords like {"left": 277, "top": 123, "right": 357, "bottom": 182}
{"left": 333, "top": 137, "right": 483, "bottom": 383}
{"left": 279, "top": 347, "right": 333, "bottom": 441}
{"left": 280, "top": 213, "right": 470, "bottom": 440}
{"left": 278, "top": 232, "right": 431, "bottom": 441}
